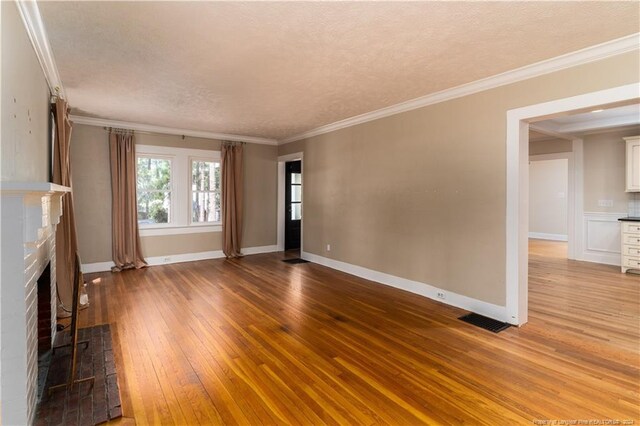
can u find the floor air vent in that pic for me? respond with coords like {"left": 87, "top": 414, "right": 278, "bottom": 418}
{"left": 282, "top": 258, "right": 309, "bottom": 264}
{"left": 459, "top": 313, "right": 510, "bottom": 333}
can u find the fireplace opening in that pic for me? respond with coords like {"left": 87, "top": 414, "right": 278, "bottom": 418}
{"left": 37, "top": 262, "right": 53, "bottom": 402}
{"left": 37, "top": 262, "right": 52, "bottom": 353}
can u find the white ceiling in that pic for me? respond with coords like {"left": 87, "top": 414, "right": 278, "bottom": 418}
{"left": 39, "top": 1, "right": 640, "bottom": 141}
{"left": 535, "top": 104, "right": 640, "bottom": 136}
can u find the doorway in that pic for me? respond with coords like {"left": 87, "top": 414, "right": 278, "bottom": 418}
{"left": 529, "top": 157, "right": 569, "bottom": 244}
{"left": 277, "top": 152, "right": 304, "bottom": 253}
{"left": 506, "top": 82, "right": 638, "bottom": 325}
{"left": 285, "top": 160, "right": 302, "bottom": 250}
{"left": 527, "top": 143, "right": 577, "bottom": 258}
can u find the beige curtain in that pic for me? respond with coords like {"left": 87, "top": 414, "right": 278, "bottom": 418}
{"left": 109, "top": 131, "right": 147, "bottom": 271}
{"left": 221, "top": 141, "right": 244, "bottom": 258}
{"left": 53, "top": 98, "right": 87, "bottom": 315}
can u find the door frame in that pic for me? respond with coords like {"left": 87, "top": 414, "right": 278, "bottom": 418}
{"left": 506, "top": 82, "right": 639, "bottom": 326}
{"left": 277, "top": 152, "right": 304, "bottom": 252}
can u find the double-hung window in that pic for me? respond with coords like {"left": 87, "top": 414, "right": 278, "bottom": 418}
{"left": 135, "top": 145, "right": 221, "bottom": 235}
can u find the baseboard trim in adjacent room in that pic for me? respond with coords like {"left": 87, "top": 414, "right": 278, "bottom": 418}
{"left": 579, "top": 252, "right": 621, "bottom": 267}
{"left": 82, "top": 245, "right": 279, "bottom": 273}
{"left": 300, "top": 251, "right": 510, "bottom": 324}
{"left": 528, "top": 232, "right": 568, "bottom": 241}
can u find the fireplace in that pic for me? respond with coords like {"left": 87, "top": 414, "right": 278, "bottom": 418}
{"left": 1, "top": 182, "right": 70, "bottom": 425}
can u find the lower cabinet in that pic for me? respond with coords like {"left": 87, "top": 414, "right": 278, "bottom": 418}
{"left": 621, "top": 221, "right": 640, "bottom": 273}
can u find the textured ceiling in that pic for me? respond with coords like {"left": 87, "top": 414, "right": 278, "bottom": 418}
{"left": 39, "top": 1, "right": 640, "bottom": 141}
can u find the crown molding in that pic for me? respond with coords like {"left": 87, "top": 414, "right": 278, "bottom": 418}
{"left": 15, "top": 0, "right": 638, "bottom": 145}
{"left": 15, "top": 0, "right": 65, "bottom": 99}
{"left": 279, "top": 33, "right": 640, "bottom": 145}
{"left": 70, "top": 115, "right": 279, "bottom": 146}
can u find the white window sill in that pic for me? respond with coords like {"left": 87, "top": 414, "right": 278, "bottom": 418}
{"left": 139, "top": 224, "right": 222, "bottom": 237}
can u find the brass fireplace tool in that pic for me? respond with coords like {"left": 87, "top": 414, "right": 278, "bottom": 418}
{"left": 48, "top": 255, "right": 95, "bottom": 393}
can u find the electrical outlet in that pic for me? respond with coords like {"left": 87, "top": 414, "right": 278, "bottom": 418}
{"left": 597, "top": 199, "right": 613, "bottom": 207}
{"left": 436, "top": 291, "right": 446, "bottom": 299}
{"left": 326, "top": 244, "right": 331, "bottom": 251}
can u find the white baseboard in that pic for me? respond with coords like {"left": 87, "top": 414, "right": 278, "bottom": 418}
{"left": 528, "top": 232, "right": 568, "bottom": 241}
{"left": 146, "top": 250, "right": 225, "bottom": 266}
{"left": 82, "top": 261, "right": 116, "bottom": 274}
{"left": 242, "top": 245, "right": 279, "bottom": 255}
{"left": 301, "top": 251, "right": 510, "bottom": 324}
{"left": 82, "top": 245, "right": 279, "bottom": 273}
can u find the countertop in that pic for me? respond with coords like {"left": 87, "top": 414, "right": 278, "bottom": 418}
{"left": 618, "top": 217, "right": 640, "bottom": 222}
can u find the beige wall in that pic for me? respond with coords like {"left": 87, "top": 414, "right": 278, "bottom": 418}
{"left": 1, "top": 2, "right": 50, "bottom": 182}
{"left": 529, "top": 159, "right": 568, "bottom": 236}
{"left": 529, "top": 137, "right": 572, "bottom": 155}
{"left": 583, "top": 127, "right": 640, "bottom": 213}
{"left": 279, "top": 51, "right": 639, "bottom": 306}
{"left": 70, "top": 124, "right": 112, "bottom": 263}
{"left": 70, "top": 124, "right": 277, "bottom": 263}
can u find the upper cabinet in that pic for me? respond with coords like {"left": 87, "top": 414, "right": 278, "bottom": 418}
{"left": 625, "top": 136, "right": 640, "bottom": 192}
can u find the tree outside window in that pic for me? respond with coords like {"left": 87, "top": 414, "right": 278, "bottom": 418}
{"left": 191, "top": 160, "right": 221, "bottom": 223}
{"left": 137, "top": 157, "right": 171, "bottom": 224}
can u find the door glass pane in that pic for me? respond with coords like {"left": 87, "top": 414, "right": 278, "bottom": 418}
{"left": 192, "top": 191, "right": 221, "bottom": 223}
{"left": 291, "top": 173, "right": 301, "bottom": 184}
{"left": 291, "top": 203, "right": 301, "bottom": 220}
{"left": 291, "top": 185, "right": 301, "bottom": 202}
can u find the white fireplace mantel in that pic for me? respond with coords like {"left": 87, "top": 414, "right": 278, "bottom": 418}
{"left": 1, "top": 181, "right": 70, "bottom": 425}
{"left": 1, "top": 182, "right": 70, "bottom": 246}
{"left": 0, "top": 181, "right": 71, "bottom": 193}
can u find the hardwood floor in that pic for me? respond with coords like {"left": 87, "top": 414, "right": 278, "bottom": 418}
{"left": 75, "top": 240, "right": 639, "bottom": 425}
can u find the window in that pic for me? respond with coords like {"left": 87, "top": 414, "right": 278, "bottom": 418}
{"left": 135, "top": 145, "right": 221, "bottom": 235}
{"left": 191, "top": 160, "right": 221, "bottom": 223}
{"left": 137, "top": 157, "right": 172, "bottom": 224}
{"left": 290, "top": 172, "right": 302, "bottom": 220}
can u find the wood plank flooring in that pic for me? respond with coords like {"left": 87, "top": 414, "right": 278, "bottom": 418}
{"left": 74, "top": 240, "right": 639, "bottom": 425}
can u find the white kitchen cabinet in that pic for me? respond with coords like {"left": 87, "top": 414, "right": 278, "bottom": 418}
{"left": 625, "top": 136, "right": 640, "bottom": 192}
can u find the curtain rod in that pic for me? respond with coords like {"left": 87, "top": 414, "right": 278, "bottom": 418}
{"left": 102, "top": 126, "right": 186, "bottom": 139}
{"left": 104, "top": 126, "right": 133, "bottom": 135}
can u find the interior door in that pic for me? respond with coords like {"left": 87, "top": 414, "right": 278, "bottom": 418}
{"left": 285, "top": 160, "right": 302, "bottom": 250}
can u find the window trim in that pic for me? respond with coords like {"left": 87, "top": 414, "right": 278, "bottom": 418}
{"left": 135, "top": 144, "right": 221, "bottom": 236}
